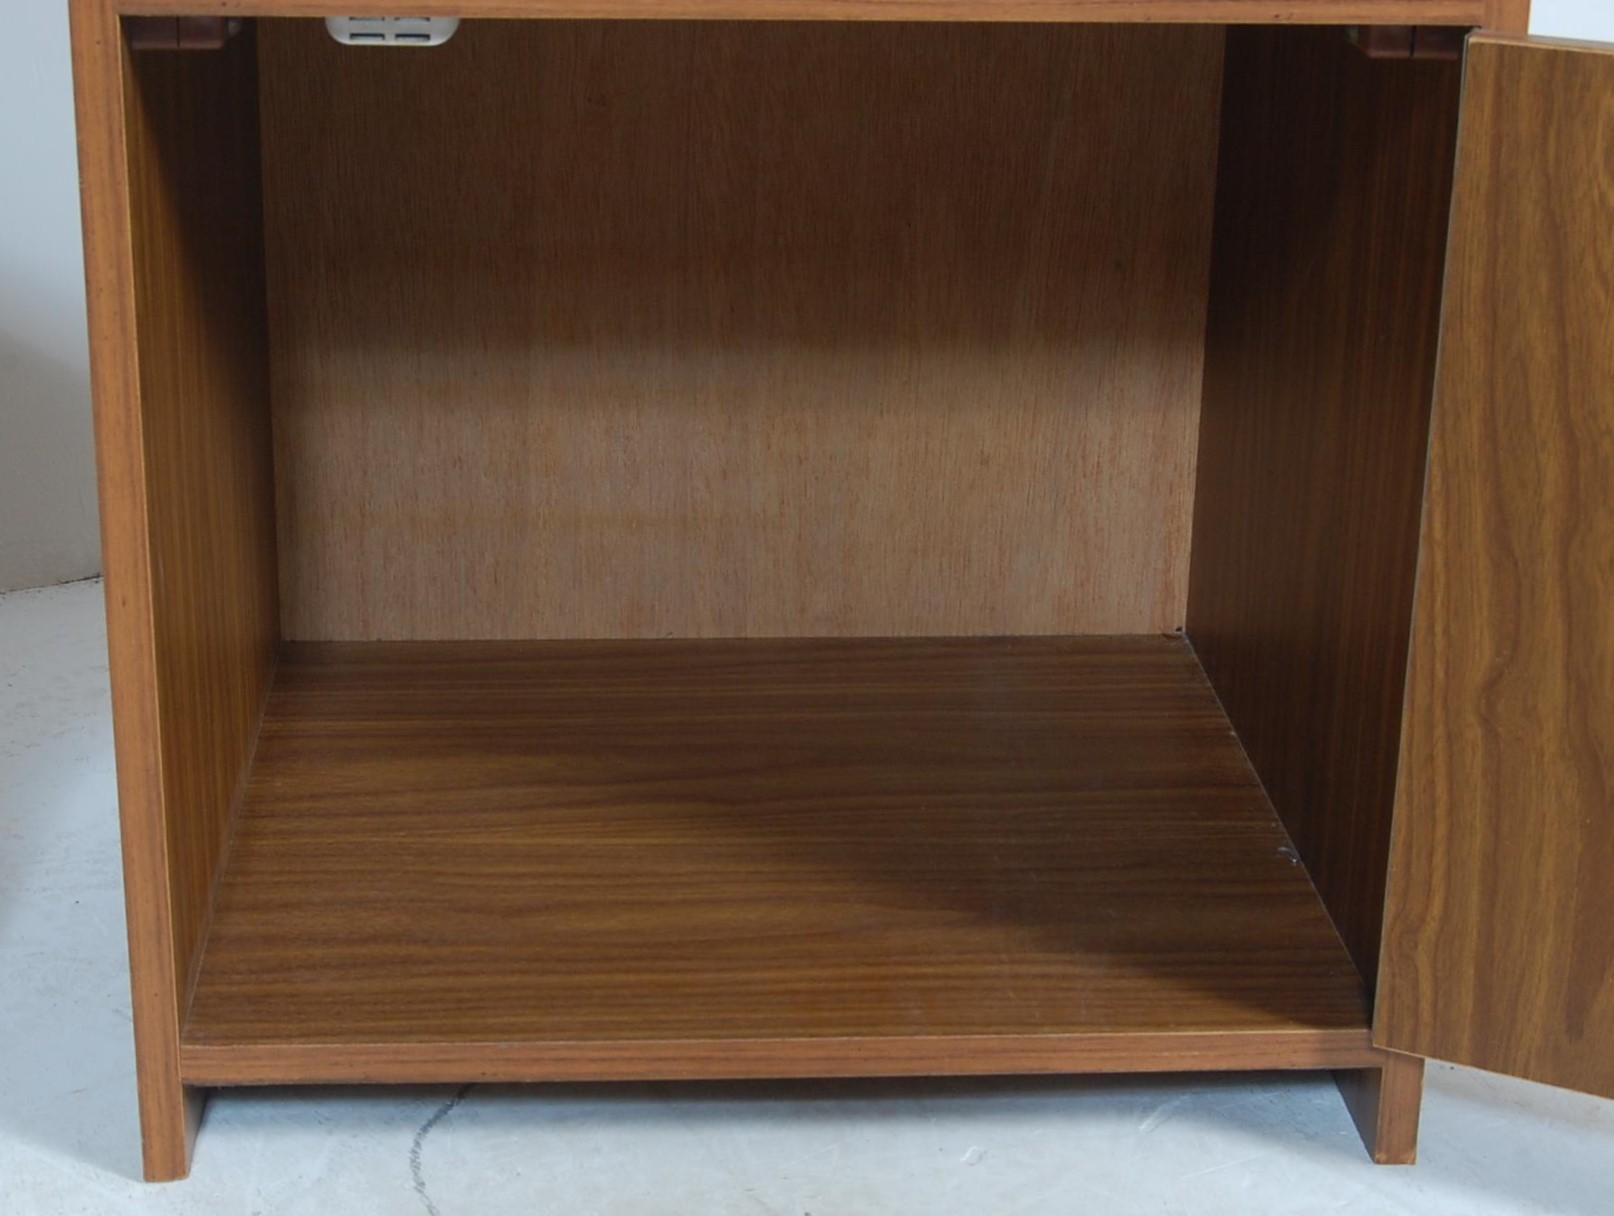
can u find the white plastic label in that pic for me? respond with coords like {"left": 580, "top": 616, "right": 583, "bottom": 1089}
{"left": 325, "top": 17, "right": 462, "bottom": 47}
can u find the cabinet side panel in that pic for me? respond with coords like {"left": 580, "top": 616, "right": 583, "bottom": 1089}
{"left": 70, "top": 4, "right": 278, "bottom": 1175}
{"left": 262, "top": 20, "right": 1223, "bottom": 640}
{"left": 71, "top": 0, "right": 196, "bottom": 1180}
{"left": 120, "top": 21, "right": 280, "bottom": 1010}
{"left": 72, "top": 2, "right": 278, "bottom": 1178}
{"left": 1186, "top": 27, "right": 1460, "bottom": 983}
{"left": 1378, "top": 38, "right": 1614, "bottom": 1096}
{"left": 123, "top": 19, "right": 279, "bottom": 1009}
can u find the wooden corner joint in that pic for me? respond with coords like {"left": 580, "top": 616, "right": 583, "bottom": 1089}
{"left": 1348, "top": 26, "right": 1468, "bottom": 61}
{"left": 124, "top": 17, "right": 243, "bottom": 52}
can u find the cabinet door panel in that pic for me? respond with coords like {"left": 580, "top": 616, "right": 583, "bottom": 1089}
{"left": 1377, "top": 36, "right": 1614, "bottom": 1094}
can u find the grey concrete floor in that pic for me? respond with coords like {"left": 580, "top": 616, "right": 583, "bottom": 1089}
{"left": 3, "top": 578, "right": 1611, "bottom": 1214}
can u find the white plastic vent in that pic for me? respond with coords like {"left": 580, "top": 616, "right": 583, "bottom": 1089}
{"left": 325, "top": 17, "right": 461, "bottom": 47}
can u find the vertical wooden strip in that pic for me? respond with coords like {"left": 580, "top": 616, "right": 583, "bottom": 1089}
{"left": 1378, "top": 37, "right": 1614, "bottom": 1098}
{"left": 1485, "top": 0, "right": 1531, "bottom": 35}
{"left": 1186, "top": 27, "right": 1462, "bottom": 984}
{"left": 69, "top": 0, "right": 196, "bottom": 1181}
{"left": 1336, "top": 1052, "right": 1425, "bottom": 1164}
{"left": 70, "top": 0, "right": 280, "bottom": 1178}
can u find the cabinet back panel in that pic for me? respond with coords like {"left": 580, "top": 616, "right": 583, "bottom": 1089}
{"left": 260, "top": 20, "right": 1223, "bottom": 640}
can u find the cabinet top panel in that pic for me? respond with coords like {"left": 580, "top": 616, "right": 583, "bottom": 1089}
{"left": 95, "top": 0, "right": 1486, "bottom": 27}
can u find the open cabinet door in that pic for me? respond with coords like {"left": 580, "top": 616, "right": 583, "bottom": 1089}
{"left": 1377, "top": 35, "right": 1614, "bottom": 1096}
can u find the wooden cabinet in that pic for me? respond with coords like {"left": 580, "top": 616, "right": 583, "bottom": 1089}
{"left": 68, "top": 0, "right": 1613, "bottom": 1182}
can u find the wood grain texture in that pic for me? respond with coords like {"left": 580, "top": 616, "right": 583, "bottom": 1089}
{"left": 1336, "top": 1051, "right": 1424, "bottom": 1164}
{"left": 124, "top": 23, "right": 281, "bottom": 990}
{"left": 107, "top": 0, "right": 1487, "bottom": 25}
{"left": 70, "top": 0, "right": 280, "bottom": 1181}
{"left": 260, "top": 20, "right": 1222, "bottom": 640}
{"left": 182, "top": 637, "right": 1373, "bottom": 1076}
{"left": 183, "top": 1032, "right": 1380, "bottom": 1086}
{"left": 1377, "top": 37, "right": 1614, "bottom": 1097}
{"left": 68, "top": 0, "right": 195, "bottom": 1181}
{"left": 1485, "top": 0, "right": 1530, "bottom": 33}
{"left": 1186, "top": 27, "right": 1461, "bottom": 985}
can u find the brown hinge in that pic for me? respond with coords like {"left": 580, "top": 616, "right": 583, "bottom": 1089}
{"left": 125, "top": 17, "right": 243, "bottom": 51}
{"left": 1348, "top": 26, "right": 1468, "bottom": 61}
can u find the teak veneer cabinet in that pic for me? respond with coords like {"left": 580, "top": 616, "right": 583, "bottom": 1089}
{"left": 68, "top": 0, "right": 1614, "bottom": 1182}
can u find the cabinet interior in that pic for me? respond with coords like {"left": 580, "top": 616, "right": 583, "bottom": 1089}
{"left": 118, "top": 18, "right": 1463, "bottom": 1080}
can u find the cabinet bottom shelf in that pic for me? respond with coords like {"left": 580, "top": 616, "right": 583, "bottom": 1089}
{"left": 180, "top": 636, "right": 1375, "bottom": 1085}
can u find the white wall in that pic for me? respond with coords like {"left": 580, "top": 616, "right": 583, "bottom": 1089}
{"left": 1532, "top": 0, "right": 1614, "bottom": 42}
{"left": 0, "top": 1, "right": 100, "bottom": 592}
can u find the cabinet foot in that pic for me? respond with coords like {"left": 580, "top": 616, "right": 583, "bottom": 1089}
{"left": 139, "top": 1081, "right": 204, "bottom": 1182}
{"left": 1335, "top": 1051, "right": 1424, "bottom": 1164}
